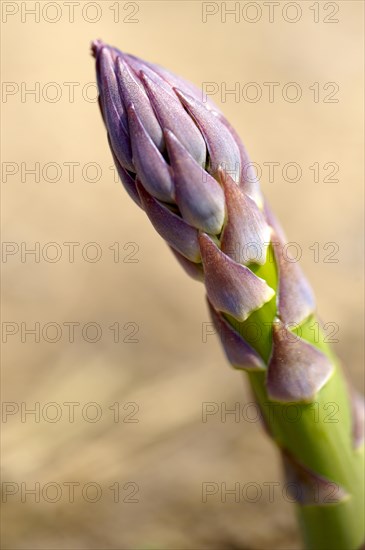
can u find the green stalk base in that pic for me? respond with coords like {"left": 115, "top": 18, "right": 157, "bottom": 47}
{"left": 230, "top": 246, "right": 364, "bottom": 549}
{"left": 249, "top": 366, "right": 364, "bottom": 550}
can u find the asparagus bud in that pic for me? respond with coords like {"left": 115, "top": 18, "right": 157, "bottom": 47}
{"left": 91, "top": 40, "right": 364, "bottom": 550}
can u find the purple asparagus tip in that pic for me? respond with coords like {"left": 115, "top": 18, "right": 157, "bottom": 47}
{"left": 91, "top": 39, "right": 103, "bottom": 57}
{"left": 91, "top": 40, "right": 261, "bottom": 217}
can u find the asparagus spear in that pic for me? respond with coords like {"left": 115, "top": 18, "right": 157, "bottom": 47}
{"left": 91, "top": 40, "right": 364, "bottom": 549}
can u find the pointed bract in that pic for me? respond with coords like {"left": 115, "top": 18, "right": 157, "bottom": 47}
{"left": 96, "top": 45, "right": 126, "bottom": 127}
{"left": 175, "top": 89, "right": 242, "bottom": 183}
{"left": 267, "top": 321, "right": 334, "bottom": 403}
{"left": 219, "top": 115, "right": 263, "bottom": 207}
{"left": 123, "top": 53, "right": 179, "bottom": 100}
{"left": 282, "top": 451, "right": 348, "bottom": 506}
{"left": 108, "top": 137, "right": 141, "bottom": 208}
{"left": 220, "top": 169, "right": 271, "bottom": 265}
{"left": 264, "top": 203, "right": 315, "bottom": 325}
{"left": 137, "top": 181, "right": 201, "bottom": 262}
{"left": 116, "top": 56, "right": 164, "bottom": 150}
{"left": 128, "top": 105, "right": 174, "bottom": 203}
{"left": 208, "top": 300, "right": 265, "bottom": 371}
{"left": 199, "top": 233, "right": 274, "bottom": 322}
{"left": 96, "top": 46, "right": 133, "bottom": 171}
{"left": 140, "top": 70, "right": 206, "bottom": 167}
{"left": 272, "top": 235, "right": 316, "bottom": 326}
{"left": 165, "top": 130, "right": 225, "bottom": 234}
{"left": 350, "top": 388, "right": 365, "bottom": 450}
{"left": 125, "top": 53, "right": 221, "bottom": 113}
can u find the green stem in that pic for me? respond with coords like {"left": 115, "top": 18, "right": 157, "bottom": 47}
{"left": 230, "top": 246, "right": 364, "bottom": 549}
{"left": 249, "top": 368, "right": 364, "bottom": 550}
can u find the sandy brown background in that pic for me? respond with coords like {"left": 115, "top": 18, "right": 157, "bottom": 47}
{"left": 1, "top": 1, "right": 364, "bottom": 549}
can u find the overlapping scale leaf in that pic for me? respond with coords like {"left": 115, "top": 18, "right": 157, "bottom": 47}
{"left": 207, "top": 300, "right": 265, "bottom": 371}
{"left": 267, "top": 320, "right": 334, "bottom": 403}
{"left": 116, "top": 56, "right": 163, "bottom": 150}
{"left": 140, "top": 70, "right": 206, "bottom": 167}
{"left": 282, "top": 451, "right": 348, "bottom": 505}
{"left": 350, "top": 387, "right": 365, "bottom": 450}
{"left": 165, "top": 130, "right": 225, "bottom": 234}
{"left": 108, "top": 136, "right": 141, "bottom": 208}
{"left": 274, "top": 237, "right": 315, "bottom": 326}
{"left": 265, "top": 202, "right": 315, "bottom": 326}
{"left": 94, "top": 44, "right": 133, "bottom": 171}
{"left": 175, "top": 89, "right": 242, "bottom": 183}
{"left": 127, "top": 105, "right": 174, "bottom": 203}
{"left": 124, "top": 52, "right": 220, "bottom": 113}
{"left": 199, "top": 233, "right": 274, "bottom": 322}
{"left": 219, "top": 116, "right": 263, "bottom": 207}
{"left": 137, "top": 181, "right": 200, "bottom": 263}
{"left": 219, "top": 169, "right": 271, "bottom": 265}
{"left": 122, "top": 53, "right": 180, "bottom": 100}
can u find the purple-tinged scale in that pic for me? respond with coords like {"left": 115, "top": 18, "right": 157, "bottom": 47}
{"left": 175, "top": 89, "right": 242, "bottom": 184}
{"left": 350, "top": 387, "right": 365, "bottom": 450}
{"left": 122, "top": 54, "right": 179, "bottom": 100}
{"left": 267, "top": 321, "right": 334, "bottom": 403}
{"left": 220, "top": 169, "right": 271, "bottom": 266}
{"left": 165, "top": 130, "right": 225, "bottom": 234}
{"left": 219, "top": 115, "right": 263, "bottom": 207}
{"left": 137, "top": 181, "right": 201, "bottom": 263}
{"left": 123, "top": 53, "right": 220, "bottom": 113}
{"left": 170, "top": 247, "right": 204, "bottom": 282}
{"left": 95, "top": 43, "right": 124, "bottom": 120}
{"left": 273, "top": 233, "right": 316, "bottom": 326}
{"left": 199, "top": 233, "right": 275, "bottom": 322}
{"left": 116, "top": 56, "right": 164, "bottom": 151}
{"left": 127, "top": 105, "right": 174, "bottom": 203}
{"left": 108, "top": 136, "right": 141, "bottom": 208}
{"left": 95, "top": 46, "right": 133, "bottom": 172}
{"left": 264, "top": 204, "right": 315, "bottom": 325}
{"left": 208, "top": 300, "right": 265, "bottom": 371}
{"left": 139, "top": 70, "right": 206, "bottom": 167}
{"left": 282, "top": 451, "right": 348, "bottom": 505}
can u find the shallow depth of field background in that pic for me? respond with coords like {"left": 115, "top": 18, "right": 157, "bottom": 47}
{"left": 1, "top": 1, "right": 364, "bottom": 549}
